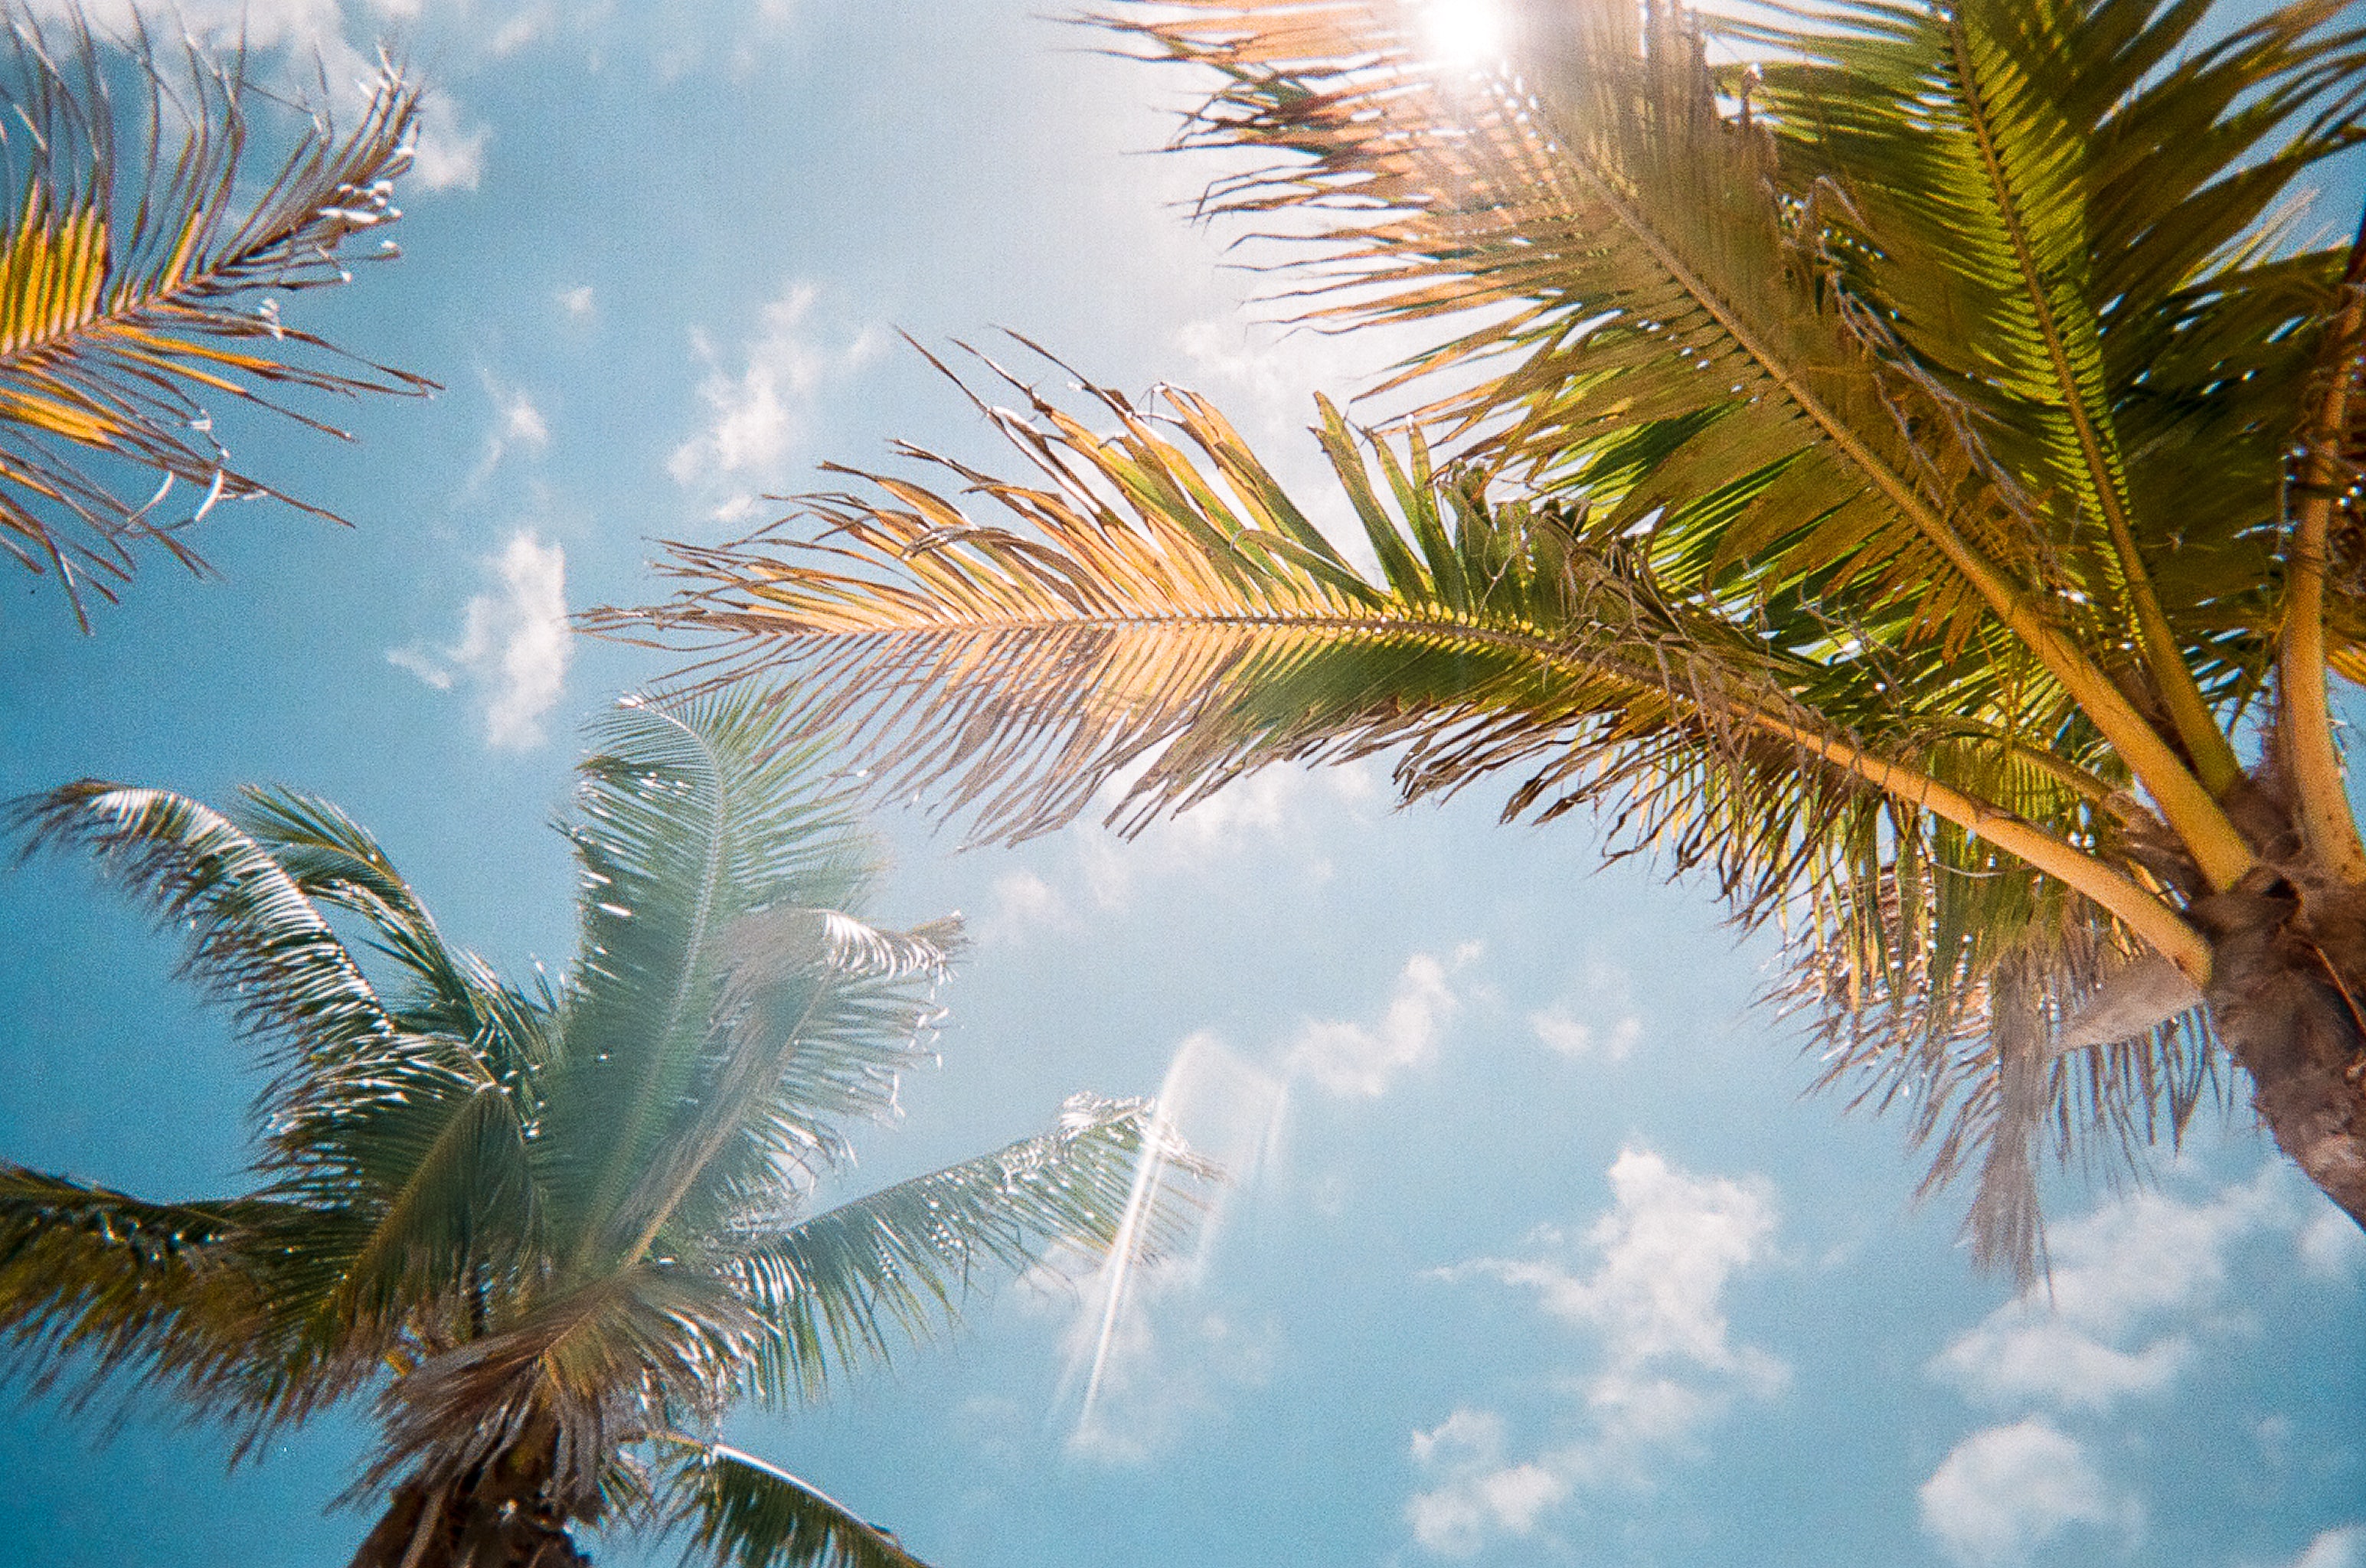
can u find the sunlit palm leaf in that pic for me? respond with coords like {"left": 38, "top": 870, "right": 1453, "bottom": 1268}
{"left": 658, "top": 1439, "right": 930, "bottom": 1568}
{"left": 1105, "top": 0, "right": 2366, "bottom": 883}
{"left": 595, "top": 351, "right": 2218, "bottom": 1277}
{"left": 0, "top": 5, "right": 436, "bottom": 626}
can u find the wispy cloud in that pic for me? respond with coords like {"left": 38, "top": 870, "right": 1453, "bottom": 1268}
{"left": 1927, "top": 1166, "right": 2285, "bottom": 1414}
{"left": 667, "top": 279, "right": 881, "bottom": 519}
{"left": 557, "top": 284, "right": 596, "bottom": 319}
{"left": 1918, "top": 1420, "right": 2139, "bottom": 1568}
{"left": 463, "top": 372, "right": 552, "bottom": 493}
{"left": 406, "top": 96, "right": 487, "bottom": 191}
{"left": 1286, "top": 942, "right": 1482, "bottom": 1099}
{"left": 1528, "top": 956, "right": 1644, "bottom": 1062}
{"left": 1408, "top": 1148, "right": 1784, "bottom": 1556}
{"left": 2274, "top": 1525, "right": 2366, "bottom": 1568}
{"left": 386, "top": 530, "right": 571, "bottom": 750}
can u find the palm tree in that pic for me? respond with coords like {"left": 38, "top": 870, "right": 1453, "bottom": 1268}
{"left": 594, "top": 0, "right": 2366, "bottom": 1277}
{"left": 2, "top": 692, "right": 1201, "bottom": 1566}
{"left": 0, "top": 3, "right": 436, "bottom": 629}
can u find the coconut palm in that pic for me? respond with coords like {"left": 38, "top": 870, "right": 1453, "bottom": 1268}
{"left": 595, "top": 0, "right": 2366, "bottom": 1276}
{"left": 0, "top": 3, "right": 435, "bottom": 628}
{"left": 2, "top": 692, "right": 1201, "bottom": 1566}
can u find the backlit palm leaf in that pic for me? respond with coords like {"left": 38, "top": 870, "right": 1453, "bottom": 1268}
{"left": 658, "top": 1439, "right": 927, "bottom": 1568}
{"left": 598, "top": 348, "right": 2227, "bottom": 1276}
{"left": 0, "top": 4, "right": 436, "bottom": 626}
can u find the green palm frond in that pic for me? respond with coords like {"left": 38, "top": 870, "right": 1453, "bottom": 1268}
{"left": 229, "top": 786, "right": 552, "bottom": 1060}
{"left": 0, "top": 4, "right": 436, "bottom": 626}
{"left": 11, "top": 694, "right": 1211, "bottom": 1553}
{"left": 604, "top": 905, "right": 966, "bottom": 1273}
{"left": 727, "top": 1092, "right": 1214, "bottom": 1403}
{"left": 7, "top": 782, "right": 406, "bottom": 1148}
{"left": 657, "top": 1439, "right": 930, "bottom": 1568}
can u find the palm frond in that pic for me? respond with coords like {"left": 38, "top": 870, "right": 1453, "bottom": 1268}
{"left": 370, "top": 1266, "right": 765, "bottom": 1511}
{"left": 0, "top": 1166, "right": 270, "bottom": 1412}
{"left": 724, "top": 1093, "right": 1213, "bottom": 1404}
{"left": 537, "top": 694, "right": 924, "bottom": 1268}
{"left": 1100, "top": 0, "right": 2366, "bottom": 886}
{"left": 7, "top": 781, "right": 406, "bottom": 1154}
{"left": 656, "top": 1439, "right": 930, "bottom": 1568}
{"left": 230, "top": 784, "right": 556, "bottom": 1084}
{"left": 604, "top": 904, "right": 966, "bottom": 1269}
{"left": 7, "top": 779, "right": 559, "bottom": 1379}
{"left": 0, "top": 3, "right": 437, "bottom": 626}
{"left": 594, "top": 352, "right": 2221, "bottom": 1272}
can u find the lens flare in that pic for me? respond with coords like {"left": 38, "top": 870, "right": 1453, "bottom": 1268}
{"left": 1064, "top": 1032, "right": 1288, "bottom": 1443}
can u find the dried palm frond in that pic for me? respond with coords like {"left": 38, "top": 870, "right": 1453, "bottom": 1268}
{"left": 0, "top": 2, "right": 436, "bottom": 626}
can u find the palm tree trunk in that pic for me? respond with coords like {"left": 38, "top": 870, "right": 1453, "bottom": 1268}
{"left": 348, "top": 1463, "right": 590, "bottom": 1568}
{"left": 2194, "top": 874, "right": 2366, "bottom": 1229}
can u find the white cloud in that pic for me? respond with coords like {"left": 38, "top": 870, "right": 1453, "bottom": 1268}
{"left": 1285, "top": 942, "right": 1482, "bottom": 1098}
{"left": 980, "top": 868, "right": 1069, "bottom": 946}
{"left": 557, "top": 285, "right": 596, "bottom": 318}
{"left": 2283, "top": 1525, "right": 2366, "bottom": 1568}
{"left": 485, "top": 1, "right": 556, "bottom": 56}
{"left": 667, "top": 282, "right": 882, "bottom": 515}
{"left": 1405, "top": 1410, "right": 1569, "bottom": 1557}
{"left": 501, "top": 392, "right": 550, "bottom": 449}
{"left": 1408, "top": 1150, "right": 1783, "bottom": 1555}
{"left": 1929, "top": 1167, "right": 2285, "bottom": 1414}
{"left": 1918, "top": 1421, "right": 2137, "bottom": 1568}
{"left": 1529, "top": 1005, "right": 1641, "bottom": 1062}
{"left": 462, "top": 373, "right": 554, "bottom": 494}
{"left": 1455, "top": 1149, "right": 1784, "bottom": 1383}
{"left": 407, "top": 101, "right": 488, "bottom": 192}
{"left": 387, "top": 530, "right": 571, "bottom": 750}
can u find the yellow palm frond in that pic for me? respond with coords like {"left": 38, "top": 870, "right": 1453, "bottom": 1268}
{"left": 0, "top": 5, "right": 436, "bottom": 627}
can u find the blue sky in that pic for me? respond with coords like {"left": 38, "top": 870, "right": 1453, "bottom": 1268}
{"left": 0, "top": 2, "right": 2361, "bottom": 1566}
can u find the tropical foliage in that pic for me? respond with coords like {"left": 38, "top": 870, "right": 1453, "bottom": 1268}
{"left": 2, "top": 694, "right": 1202, "bottom": 1566}
{"left": 0, "top": 3, "right": 434, "bottom": 628}
{"left": 597, "top": 0, "right": 2366, "bottom": 1276}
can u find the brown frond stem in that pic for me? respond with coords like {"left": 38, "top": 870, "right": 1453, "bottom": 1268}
{"left": 2279, "top": 202, "right": 2366, "bottom": 886}
{"left": 1937, "top": 11, "right": 2243, "bottom": 800}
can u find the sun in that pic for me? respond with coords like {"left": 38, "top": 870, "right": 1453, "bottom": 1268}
{"left": 1417, "top": 0, "right": 1507, "bottom": 66}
